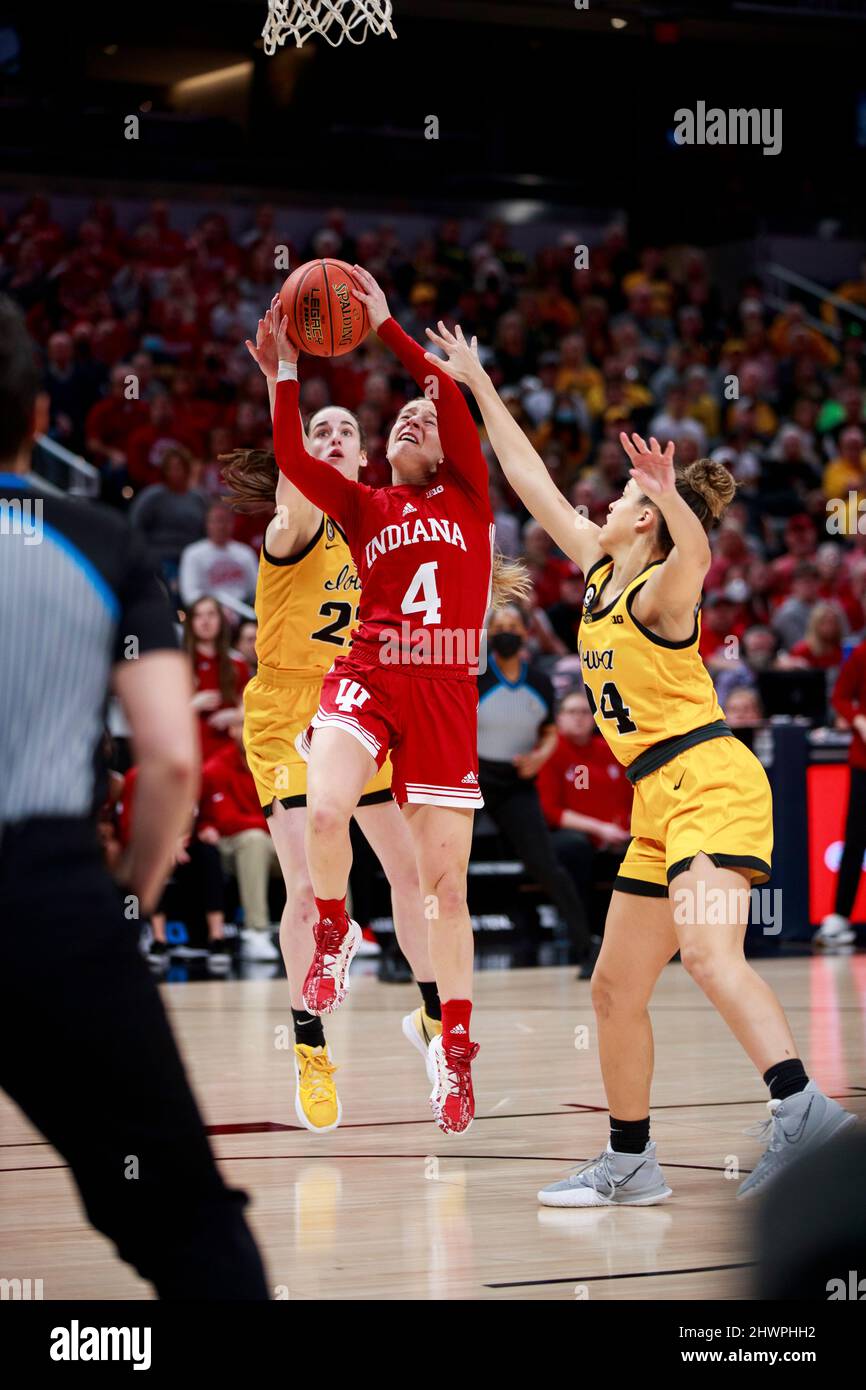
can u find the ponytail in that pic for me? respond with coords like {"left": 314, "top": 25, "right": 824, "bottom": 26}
{"left": 220, "top": 449, "right": 279, "bottom": 514}
{"left": 642, "top": 457, "right": 737, "bottom": 556}
{"left": 491, "top": 551, "right": 532, "bottom": 607}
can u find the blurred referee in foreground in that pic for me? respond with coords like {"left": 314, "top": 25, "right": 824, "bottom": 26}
{"left": 0, "top": 298, "right": 268, "bottom": 1299}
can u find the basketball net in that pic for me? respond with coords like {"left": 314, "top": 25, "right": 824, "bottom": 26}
{"left": 263, "top": 0, "right": 397, "bottom": 51}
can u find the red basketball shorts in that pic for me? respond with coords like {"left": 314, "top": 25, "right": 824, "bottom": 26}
{"left": 296, "top": 654, "right": 483, "bottom": 810}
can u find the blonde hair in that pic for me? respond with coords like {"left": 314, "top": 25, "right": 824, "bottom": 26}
{"left": 805, "top": 601, "right": 843, "bottom": 654}
{"left": 491, "top": 552, "right": 532, "bottom": 607}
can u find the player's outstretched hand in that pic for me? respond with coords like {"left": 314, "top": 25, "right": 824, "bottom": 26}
{"left": 273, "top": 306, "right": 300, "bottom": 366}
{"left": 620, "top": 432, "right": 676, "bottom": 498}
{"left": 245, "top": 295, "right": 283, "bottom": 379}
{"left": 351, "top": 264, "right": 390, "bottom": 329}
{"left": 424, "top": 322, "right": 485, "bottom": 386}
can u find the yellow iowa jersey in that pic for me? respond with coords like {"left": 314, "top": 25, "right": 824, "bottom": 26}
{"left": 254, "top": 515, "right": 361, "bottom": 676}
{"left": 578, "top": 557, "right": 723, "bottom": 768}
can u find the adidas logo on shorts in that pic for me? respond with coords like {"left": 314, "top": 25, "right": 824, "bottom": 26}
{"left": 450, "top": 1023, "right": 466, "bottom": 1034}
{"left": 461, "top": 771, "right": 477, "bottom": 784}
{"left": 402, "top": 502, "right": 417, "bottom": 516}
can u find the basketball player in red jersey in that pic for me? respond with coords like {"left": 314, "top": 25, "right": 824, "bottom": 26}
{"left": 272, "top": 267, "right": 526, "bottom": 1133}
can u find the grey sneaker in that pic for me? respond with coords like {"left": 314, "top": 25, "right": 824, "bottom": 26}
{"left": 537, "top": 1141, "right": 673, "bottom": 1208}
{"left": 737, "top": 1081, "right": 857, "bottom": 1199}
{"left": 813, "top": 913, "right": 856, "bottom": 948}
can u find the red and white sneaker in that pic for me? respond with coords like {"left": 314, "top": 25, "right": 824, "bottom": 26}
{"left": 302, "top": 915, "right": 362, "bottom": 1015}
{"left": 428, "top": 1034, "right": 480, "bottom": 1135}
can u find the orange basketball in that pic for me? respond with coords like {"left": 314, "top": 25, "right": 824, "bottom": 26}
{"left": 279, "top": 258, "right": 369, "bottom": 357}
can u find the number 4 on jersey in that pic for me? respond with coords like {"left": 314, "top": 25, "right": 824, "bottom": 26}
{"left": 585, "top": 680, "right": 638, "bottom": 735}
{"left": 401, "top": 561, "right": 441, "bottom": 625}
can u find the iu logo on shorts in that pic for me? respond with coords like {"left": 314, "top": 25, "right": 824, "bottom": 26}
{"left": 335, "top": 678, "right": 371, "bottom": 714}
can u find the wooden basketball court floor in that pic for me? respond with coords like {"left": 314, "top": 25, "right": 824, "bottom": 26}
{"left": 2, "top": 953, "right": 865, "bottom": 1301}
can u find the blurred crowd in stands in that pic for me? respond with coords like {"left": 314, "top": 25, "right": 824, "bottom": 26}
{"left": 6, "top": 192, "right": 866, "bottom": 962}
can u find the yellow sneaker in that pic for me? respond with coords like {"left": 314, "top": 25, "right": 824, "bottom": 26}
{"left": 401, "top": 1007, "right": 442, "bottom": 1082}
{"left": 293, "top": 1043, "right": 341, "bottom": 1132}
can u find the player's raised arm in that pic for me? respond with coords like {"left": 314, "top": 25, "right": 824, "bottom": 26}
{"left": 350, "top": 265, "right": 489, "bottom": 500}
{"left": 244, "top": 298, "right": 322, "bottom": 556}
{"left": 619, "top": 433, "right": 716, "bottom": 627}
{"left": 271, "top": 308, "right": 359, "bottom": 531}
{"left": 424, "top": 322, "right": 605, "bottom": 576}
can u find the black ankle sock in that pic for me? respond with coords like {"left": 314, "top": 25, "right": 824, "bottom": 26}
{"left": 292, "top": 1008, "right": 325, "bottom": 1050}
{"left": 418, "top": 980, "right": 441, "bottom": 1021}
{"left": 609, "top": 1116, "right": 650, "bottom": 1155}
{"left": 763, "top": 1058, "right": 809, "bottom": 1102}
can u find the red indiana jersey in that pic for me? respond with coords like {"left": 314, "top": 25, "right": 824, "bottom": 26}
{"left": 273, "top": 317, "right": 495, "bottom": 679}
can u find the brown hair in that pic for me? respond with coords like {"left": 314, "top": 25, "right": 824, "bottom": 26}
{"left": 183, "top": 595, "right": 239, "bottom": 705}
{"left": 640, "top": 457, "right": 736, "bottom": 556}
{"left": 220, "top": 448, "right": 278, "bottom": 513}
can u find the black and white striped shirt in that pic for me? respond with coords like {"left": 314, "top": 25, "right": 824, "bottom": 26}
{"left": 0, "top": 473, "right": 178, "bottom": 824}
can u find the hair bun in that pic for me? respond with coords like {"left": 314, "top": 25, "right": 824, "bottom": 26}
{"left": 683, "top": 458, "right": 736, "bottom": 519}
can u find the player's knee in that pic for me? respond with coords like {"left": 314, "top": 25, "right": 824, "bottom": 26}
{"left": 428, "top": 868, "right": 468, "bottom": 922}
{"left": 679, "top": 943, "right": 721, "bottom": 991}
{"left": 591, "top": 969, "right": 645, "bottom": 1018}
{"left": 307, "top": 797, "right": 351, "bottom": 841}
{"left": 591, "top": 969, "right": 617, "bottom": 1019}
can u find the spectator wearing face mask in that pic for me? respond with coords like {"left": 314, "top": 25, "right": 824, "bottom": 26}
{"left": 477, "top": 605, "right": 596, "bottom": 975}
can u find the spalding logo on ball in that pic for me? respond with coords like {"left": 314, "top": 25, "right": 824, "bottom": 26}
{"left": 280, "top": 258, "right": 370, "bottom": 358}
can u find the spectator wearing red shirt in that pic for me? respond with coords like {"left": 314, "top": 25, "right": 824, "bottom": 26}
{"left": 815, "top": 542, "right": 864, "bottom": 633}
{"left": 769, "top": 514, "right": 818, "bottom": 597}
{"left": 537, "top": 687, "right": 632, "bottom": 933}
{"left": 788, "top": 604, "right": 844, "bottom": 672}
{"left": 199, "top": 726, "right": 279, "bottom": 961}
{"left": 523, "top": 518, "right": 574, "bottom": 610}
{"left": 815, "top": 640, "right": 866, "bottom": 947}
{"left": 700, "top": 592, "right": 747, "bottom": 665}
{"left": 183, "top": 595, "right": 248, "bottom": 765}
{"left": 85, "top": 361, "right": 149, "bottom": 470}
{"left": 127, "top": 395, "right": 203, "bottom": 490}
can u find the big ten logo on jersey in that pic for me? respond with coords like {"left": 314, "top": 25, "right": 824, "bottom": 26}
{"left": 335, "top": 678, "right": 371, "bottom": 714}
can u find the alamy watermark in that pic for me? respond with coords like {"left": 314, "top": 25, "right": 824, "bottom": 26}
{"left": 0, "top": 496, "right": 43, "bottom": 544}
{"left": 674, "top": 103, "right": 782, "bottom": 157}
{"left": 672, "top": 883, "right": 782, "bottom": 935}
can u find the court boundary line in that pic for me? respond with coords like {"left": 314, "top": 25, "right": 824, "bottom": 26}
{"left": 1, "top": 1091, "right": 862, "bottom": 1150}
{"left": 485, "top": 1261, "right": 756, "bottom": 1289}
